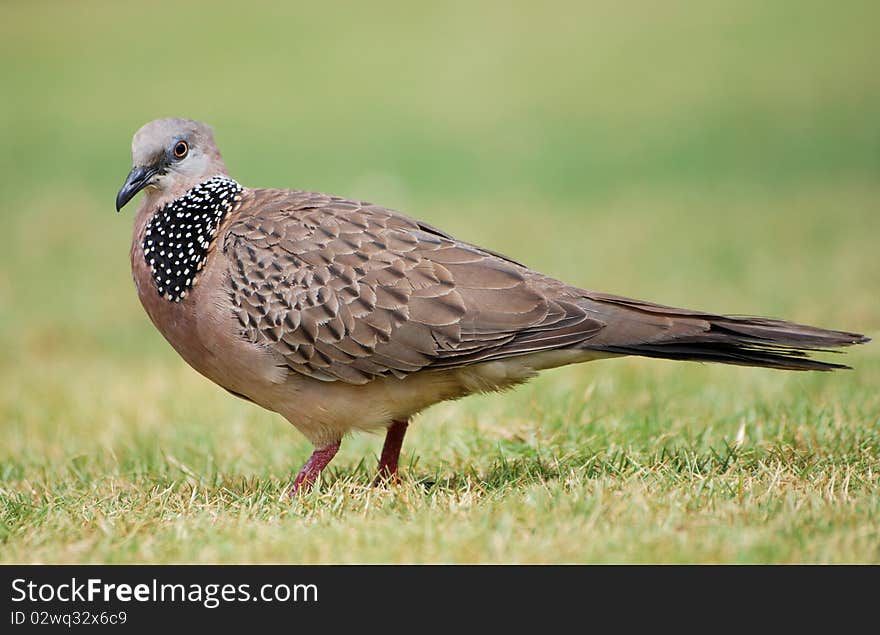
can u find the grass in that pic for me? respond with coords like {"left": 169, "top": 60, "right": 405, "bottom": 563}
{"left": 0, "top": 0, "right": 878, "bottom": 563}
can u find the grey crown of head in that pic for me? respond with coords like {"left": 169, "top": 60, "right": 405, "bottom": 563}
{"left": 116, "top": 118, "right": 228, "bottom": 211}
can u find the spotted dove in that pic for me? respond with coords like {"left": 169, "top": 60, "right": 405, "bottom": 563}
{"left": 115, "top": 118, "right": 869, "bottom": 494}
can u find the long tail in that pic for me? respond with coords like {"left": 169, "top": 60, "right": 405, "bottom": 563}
{"left": 582, "top": 292, "right": 870, "bottom": 371}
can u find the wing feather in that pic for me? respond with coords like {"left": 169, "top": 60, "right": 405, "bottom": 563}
{"left": 223, "top": 189, "right": 605, "bottom": 383}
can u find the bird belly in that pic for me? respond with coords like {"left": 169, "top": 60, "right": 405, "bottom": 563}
{"left": 263, "top": 348, "right": 614, "bottom": 447}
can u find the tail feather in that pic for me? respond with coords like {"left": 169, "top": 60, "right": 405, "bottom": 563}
{"left": 583, "top": 294, "right": 870, "bottom": 371}
{"left": 596, "top": 340, "right": 855, "bottom": 371}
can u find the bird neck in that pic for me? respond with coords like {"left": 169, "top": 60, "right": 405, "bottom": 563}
{"left": 140, "top": 175, "right": 244, "bottom": 303}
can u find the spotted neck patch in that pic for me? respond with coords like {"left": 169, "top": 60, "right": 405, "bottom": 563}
{"left": 143, "top": 175, "right": 243, "bottom": 302}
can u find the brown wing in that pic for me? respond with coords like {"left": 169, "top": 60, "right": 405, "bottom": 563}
{"left": 222, "top": 189, "right": 605, "bottom": 384}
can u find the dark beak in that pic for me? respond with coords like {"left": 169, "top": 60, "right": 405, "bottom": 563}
{"left": 116, "top": 165, "right": 158, "bottom": 212}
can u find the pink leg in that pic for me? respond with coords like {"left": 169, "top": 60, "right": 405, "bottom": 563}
{"left": 374, "top": 419, "right": 409, "bottom": 485}
{"left": 290, "top": 441, "right": 341, "bottom": 496}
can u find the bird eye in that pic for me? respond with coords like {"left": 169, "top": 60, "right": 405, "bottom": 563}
{"left": 172, "top": 141, "right": 188, "bottom": 159}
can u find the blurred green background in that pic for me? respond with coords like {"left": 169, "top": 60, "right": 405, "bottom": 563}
{"left": 1, "top": 0, "right": 877, "bottom": 362}
{"left": 0, "top": 1, "right": 877, "bottom": 562}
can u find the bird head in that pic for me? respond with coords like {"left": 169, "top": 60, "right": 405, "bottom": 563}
{"left": 116, "top": 118, "right": 228, "bottom": 211}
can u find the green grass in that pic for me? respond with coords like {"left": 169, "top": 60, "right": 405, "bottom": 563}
{"left": 1, "top": 0, "right": 878, "bottom": 563}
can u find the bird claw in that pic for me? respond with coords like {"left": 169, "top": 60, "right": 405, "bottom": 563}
{"left": 371, "top": 469, "right": 402, "bottom": 488}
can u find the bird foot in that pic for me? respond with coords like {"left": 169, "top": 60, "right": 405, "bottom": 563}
{"left": 371, "top": 468, "right": 402, "bottom": 488}
{"left": 372, "top": 419, "right": 409, "bottom": 487}
{"left": 289, "top": 442, "right": 340, "bottom": 497}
